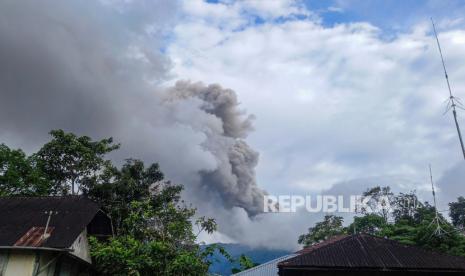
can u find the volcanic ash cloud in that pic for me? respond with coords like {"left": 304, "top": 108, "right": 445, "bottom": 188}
{"left": 168, "top": 81, "right": 267, "bottom": 216}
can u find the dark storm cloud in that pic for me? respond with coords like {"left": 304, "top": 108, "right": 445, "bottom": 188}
{"left": 0, "top": 0, "right": 171, "bottom": 146}
{"left": 0, "top": 0, "right": 267, "bottom": 216}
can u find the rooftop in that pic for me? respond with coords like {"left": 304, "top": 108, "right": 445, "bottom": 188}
{"left": 0, "top": 196, "right": 109, "bottom": 249}
{"left": 279, "top": 234, "right": 465, "bottom": 272}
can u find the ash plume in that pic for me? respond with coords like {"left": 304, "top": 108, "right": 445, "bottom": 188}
{"left": 169, "top": 81, "right": 255, "bottom": 138}
{"left": 169, "top": 81, "right": 267, "bottom": 216}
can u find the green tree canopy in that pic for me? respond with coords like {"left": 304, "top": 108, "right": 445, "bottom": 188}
{"left": 35, "top": 129, "right": 119, "bottom": 195}
{"left": 0, "top": 130, "right": 225, "bottom": 275}
{"left": 347, "top": 214, "right": 386, "bottom": 235}
{"left": 298, "top": 215, "right": 345, "bottom": 247}
{"left": 298, "top": 188, "right": 465, "bottom": 257}
{"left": 449, "top": 196, "right": 465, "bottom": 230}
{"left": 0, "top": 144, "right": 49, "bottom": 196}
{"left": 359, "top": 186, "right": 394, "bottom": 222}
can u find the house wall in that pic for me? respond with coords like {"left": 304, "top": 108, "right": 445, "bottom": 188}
{"left": 0, "top": 250, "right": 91, "bottom": 276}
{"left": 2, "top": 251, "right": 36, "bottom": 276}
{"left": 36, "top": 251, "right": 57, "bottom": 276}
{"left": 0, "top": 252, "right": 8, "bottom": 274}
{"left": 0, "top": 229, "right": 94, "bottom": 275}
{"left": 69, "top": 229, "right": 91, "bottom": 264}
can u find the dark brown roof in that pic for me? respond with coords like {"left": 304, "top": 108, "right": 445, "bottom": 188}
{"left": 295, "top": 235, "right": 348, "bottom": 255}
{"left": 280, "top": 234, "right": 465, "bottom": 272}
{"left": 0, "top": 196, "right": 105, "bottom": 249}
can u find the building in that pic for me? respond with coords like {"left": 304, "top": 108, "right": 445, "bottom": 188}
{"left": 232, "top": 254, "right": 298, "bottom": 276}
{"left": 232, "top": 236, "right": 348, "bottom": 276}
{"left": 0, "top": 196, "right": 112, "bottom": 276}
{"left": 278, "top": 234, "right": 465, "bottom": 275}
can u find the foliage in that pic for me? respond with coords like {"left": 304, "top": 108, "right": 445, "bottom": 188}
{"left": 89, "top": 194, "right": 222, "bottom": 275}
{"left": 392, "top": 191, "right": 422, "bottom": 223}
{"left": 90, "top": 235, "right": 210, "bottom": 276}
{"left": 82, "top": 159, "right": 165, "bottom": 233}
{"left": 0, "top": 144, "right": 50, "bottom": 196}
{"left": 0, "top": 130, "right": 225, "bottom": 275}
{"left": 359, "top": 186, "right": 394, "bottom": 222}
{"left": 449, "top": 196, "right": 465, "bottom": 230}
{"left": 347, "top": 214, "right": 386, "bottom": 235}
{"left": 299, "top": 188, "right": 465, "bottom": 257}
{"left": 35, "top": 129, "right": 119, "bottom": 195}
{"left": 298, "top": 215, "right": 346, "bottom": 247}
{"left": 382, "top": 203, "right": 465, "bottom": 256}
{"left": 79, "top": 147, "right": 223, "bottom": 275}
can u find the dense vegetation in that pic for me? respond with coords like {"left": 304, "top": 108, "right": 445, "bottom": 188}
{"left": 3, "top": 130, "right": 465, "bottom": 274}
{"left": 0, "top": 130, "right": 228, "bottom": 275}
{"left": 298, "top": 186, "right": 465, "bottom": 257}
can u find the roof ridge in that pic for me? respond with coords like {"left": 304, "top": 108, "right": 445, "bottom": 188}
{"left": 326, "top": 234, "right": 465, "bottom": 261}
{"left": 281, "top": 235, "right": 353, "bottom": 266}
{"left": 0, "top": 195, "right": 85, "bottom": 199}
{"left": 280, "top": 234, "right": 465, "bottom": 270}
{"left": 296, "top": 234, "right": 352, "bottom": 253}
{"left": 362, "top": 234, "right": 465, "bottom": 261}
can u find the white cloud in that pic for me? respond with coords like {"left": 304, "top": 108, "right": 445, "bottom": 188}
{"left": 239, "top": 0, "right": 311, "bottom": 19}
{"left": 169, "top": 0, "right": 465, "bottom": 248}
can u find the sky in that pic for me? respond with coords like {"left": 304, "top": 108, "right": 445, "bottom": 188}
{"left": 167, "top": 0, "right": 465, "bottom": 247}
{"left": 167, "top": 0, "right": 465, "bottom": 195}
{"left": 1, "top": 0, "right": 465, "bottom": 250}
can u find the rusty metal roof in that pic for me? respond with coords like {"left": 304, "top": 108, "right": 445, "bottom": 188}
{"left": 13, "top": 226, "right": 54, "bottom": 247}
{"left": 279, "top": 234, "right": 465, "bottom": 272}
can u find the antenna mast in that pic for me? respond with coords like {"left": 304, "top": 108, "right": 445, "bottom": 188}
{"left": 431, "top": 18, "right": 465, "bottom": 160}
{"left": 427, "top": 164, "right": 447, "bottom": 237}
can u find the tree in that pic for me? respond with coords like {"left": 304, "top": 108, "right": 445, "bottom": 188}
{"left": 90, "top": 196, "right": 218, "bottom": 275}
{"left": 84, "top": 158, "right": 224, "bottom": 275}
{"left": 298, "top": 187, "right": 465, "bottom": 257}
{"left": 90, "top": 196, "right": 221, "bottom": 275}
{"left": 298, "top": 215, "right": 345, "bottom": 247}
{"left": 359, "top": 186, "right": 394, "bottom": 222}
{"left": 0, "top": 144, "right": 50, "bottom": 196}
{"left": 392, "top": 191, "right": 422, "bottom": 223}
{"left": 347, "top": 214, "right": 386, "bottom": 235}
{"left": 412, "top": 204, "right": 465, "bottom": 255}
{"left": 0, "top": 130, "right": 226, "bottom": 274}
{"left": 449, "top": 197, "right": 465, "bottom": 230}
{"left": 35, "top": 130, "right": 119, "bottom": 195}
{"left": 82, "top": 159, "right": 165, "bottom": 233}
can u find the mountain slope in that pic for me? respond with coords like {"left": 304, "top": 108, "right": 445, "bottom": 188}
{"left": 205, "top": 243, "right": 291, "bottom": 275}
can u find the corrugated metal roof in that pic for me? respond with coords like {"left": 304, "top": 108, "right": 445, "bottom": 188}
{"left": 232, "top": 254, "right": 297, "bottom": 276}
{"left": 279, "top": 234, "right": 465, "bottom": 272}
{"left": 295, "top": 234, "right": 348, "bottom": 255}
{"left": 0, "top": 196, "right": 102, "bottom": 249}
